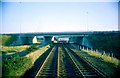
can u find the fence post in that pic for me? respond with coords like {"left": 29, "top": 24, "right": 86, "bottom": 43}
{"left": 102, "top": 51, "right": 106, "bottom": 56}
{"left": 87, "top": 47, "right": 88, "bottom": 51}
{"left": 80, "top": 46, "right": 81, "bottom": 50}
{"left": 111, "top": 52, "right": 113, "bottom": 58}
{"left": 96, "top": 49, "right": 98, "bottom": 52}
{"left": 83, "top": 46, "right": 84, "bottom": 50}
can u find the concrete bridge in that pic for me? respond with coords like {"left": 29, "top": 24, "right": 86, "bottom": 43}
{"left": 11, "top": 34, "right": 86, "bottom": 46}
{"left": 4, "top": 31, "right": 118, "bottom": 48}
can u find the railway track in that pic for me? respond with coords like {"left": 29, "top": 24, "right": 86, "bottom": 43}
{"left": 23, "top": 46, "right": 54, "bottom": 78}
{"left": 64, "top": 43, "right": 106, "bottom": 78}
{"left": 24, "top": 43, "right": 106, "bottom": 78}
{"left": 59, "top": 44, "right": 81, "bottom": 77}
{"left": 35, "top": 44, "right": 58, "bottom": 77}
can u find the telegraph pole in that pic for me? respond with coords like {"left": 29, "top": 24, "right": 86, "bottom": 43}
{"left": 86, "top": 11, "right": 88, "bottom": 31}
{"left": 19, "top": 2, "right": 21, "bottom": 34}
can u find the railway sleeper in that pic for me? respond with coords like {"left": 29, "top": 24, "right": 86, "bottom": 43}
{"left": 64, "top": 44, "right": 106, "bottom": 78}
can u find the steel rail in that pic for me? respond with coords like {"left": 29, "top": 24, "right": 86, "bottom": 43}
{"left": 65, "top": 44, "right": 107, "bottom": 78}
{"left": 35, "top": 45, "right": 57, "bottom": 77}
{"left": 62, "top": 44, "right": 86, "bottom": 78}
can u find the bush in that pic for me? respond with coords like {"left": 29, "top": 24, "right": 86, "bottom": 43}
{"left": 2, "top": 56, "right": 32, "bottom": 77}
{"left": 26, "top": 45, "right": 39, "bottom": 53}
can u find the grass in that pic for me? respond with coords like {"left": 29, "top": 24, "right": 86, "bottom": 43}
{"left": 2, "top": 45, "right": 50, "bottom": 77}
{"left": 2, "top": 45, "right": 29, "bottom": 54}
{"left": 3, "top": 56, "right": 32, "bottom": 77}
{"left": 71, "top": 47, "right": 119, "bottom": 77}
{"left": 82, "top": 49, "right": 120, "bottom": 68}
{"left": 26, "top": 45, "right": 39, "bottom": 53}
{"left": 26, "top": 45, "right": 50, "bottom": 64}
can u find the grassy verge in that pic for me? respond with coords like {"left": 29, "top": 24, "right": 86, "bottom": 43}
{"left": 26, "top": 45, "right": 50, "bottom": 64}
{"left": 71, "top": 48, "right": 120, "bottom": 77}
{"left": 2, "top": 45, "right": 50, "bottom": 77}
{"left": 3, "top": 56, "right": 32, "bottom": 77}
{"left": 82, "top": 49, "right": 120, "bottom": 68}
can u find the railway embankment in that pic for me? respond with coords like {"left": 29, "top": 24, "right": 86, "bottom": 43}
{"left": 23, "top": 45, "right": 53, "bottom": 78}
{"left": 2, "top": 45, "right": 50, "bottom": 77}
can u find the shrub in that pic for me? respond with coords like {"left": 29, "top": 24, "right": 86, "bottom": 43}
{"left": 26, "top": 45, "right": 39, "bottom": 53}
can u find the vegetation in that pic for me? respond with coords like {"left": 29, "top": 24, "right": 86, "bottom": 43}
{"left": 87, "top": 33, "right": 120, "bottom": 53}
{"left": 2, "top": 45, "right": 50, "bottom": 77}
{"left": 71, "top": 47, "right": 120, "bottom": 77}
{"left": 82, "top": 49, "right": 120, "bottom": 68}
{"left": 26, "top": 45, "right": 39, "bottom": 53}
{"left": 26, "top": 45, "right": 50, "bottom": 64}
{"left": 2, "top": 45, "right": 29, "bottom": 54}
{"left": 3, "top": 56, "right": 32, "bottom": 77}
{"left": 1, "top": 35, "right": 17, "bottom": 46}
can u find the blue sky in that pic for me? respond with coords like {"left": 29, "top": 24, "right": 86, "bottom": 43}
{"left": 1, "top": 0, "right": 119, "bottom": 33}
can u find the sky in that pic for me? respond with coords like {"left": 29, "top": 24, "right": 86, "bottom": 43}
{"left": 1, "top": 0, "right": 119, "bottom": 33}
